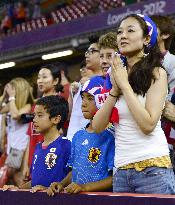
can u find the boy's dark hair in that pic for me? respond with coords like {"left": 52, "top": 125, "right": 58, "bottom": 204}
{"left": 80, "top": 60, "right": 86, "bottom": 69}
{"left": 36, "top": 95, "right": 69, "bottom": 131}
{"left": 151, "top": 15, "right": 174, "bottom": 50}
{"left": 88, "top": 35, "right": 100, "bottom": 44}
{"left": 98, "top": 32, "right": 118, "bottom": 50}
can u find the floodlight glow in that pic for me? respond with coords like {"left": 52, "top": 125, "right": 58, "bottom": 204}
{"left": 42, "top": 50, "right": 73, "bottom": 60}
{"left": 0, "top": 62, "right": 15, "bottom": 69}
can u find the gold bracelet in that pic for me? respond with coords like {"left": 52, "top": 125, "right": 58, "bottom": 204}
{"left": 109, "top": 91, "right": 118, "bottom": 98}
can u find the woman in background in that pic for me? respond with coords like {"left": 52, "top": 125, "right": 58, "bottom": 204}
{"left": 0, "top": 77, "right": 34, "bottom": 186}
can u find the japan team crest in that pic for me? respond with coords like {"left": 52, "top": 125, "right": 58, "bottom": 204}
{"left": 45, "top": 149, "right": 57, "bottom": 169}
{"left": 88, "top": 147, "right": 101, "bottom": 163}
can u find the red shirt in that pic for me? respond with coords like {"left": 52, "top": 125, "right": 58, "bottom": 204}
{"left": 59, "top": 83, "right": 70, "bottom": 101}
{"left": 27, "top": 105, "right": 44, "bottom": 166}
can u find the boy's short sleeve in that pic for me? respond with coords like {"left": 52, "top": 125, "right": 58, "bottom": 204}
{"left": 106, "top": 132, "right": 115, "bottom": 172}
{"left": 30, "top": 143, "right": 40, "bottom": 174}
{"left": 63, "top": 139, "right": 71, "bottom": 173}
{"left": 67, "top": 133, "right": 77, "bottom": 168}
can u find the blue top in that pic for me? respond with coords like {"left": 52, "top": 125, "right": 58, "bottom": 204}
{"left": 69, "top": 127, "right": 115, "bottom": 184}
{"left": 31, "top": 136, "right": 71, "bottom": 187}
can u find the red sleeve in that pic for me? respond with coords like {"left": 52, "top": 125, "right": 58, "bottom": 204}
{"left": 163, "top": 121, "right": 175, "bottom": 145}
{"left": 110, "top": 107, "right": 119, "bottom": 123}
{"left": 59, "top": 83, "right": 70, "bottom": 100}
{"left": 26, "top": 104, "right": 35, "bottom": 136}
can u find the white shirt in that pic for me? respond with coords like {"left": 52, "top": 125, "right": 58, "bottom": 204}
{"left": 163, "top": 51, "right": 175, "bottom": 100}
{"left": 6, "top": 113, "right": 29, "bottom": 154}
{"left": 114, "top": 95, "right": 169, "bottom": 168}
{"left": 66, "top": 85, "right": 89, "bottom": 141}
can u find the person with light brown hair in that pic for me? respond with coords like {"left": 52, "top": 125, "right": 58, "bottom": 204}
{"left": 99, "top": 32, "right": 118, "bottom": 49}
{"left": 0, "top": 77, "right": 34, "bottom": 186}
{"left": 98, "top": 32, "right": 118, "bottom": 75}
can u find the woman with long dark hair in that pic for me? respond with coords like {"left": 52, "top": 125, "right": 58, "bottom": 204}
{"left": 92, "top": 14, "right": 175, "bottom": 194}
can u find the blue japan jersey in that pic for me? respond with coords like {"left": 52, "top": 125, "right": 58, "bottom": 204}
{"left": 69, "top": 129, "right": 115, "bottom": 184}
{"left": 31, "top": 136, "right": 71, "bottom": 187}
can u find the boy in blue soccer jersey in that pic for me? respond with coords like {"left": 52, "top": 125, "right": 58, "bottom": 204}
{"left": 47, "top": 75, "right": 115, "bottom": 196}
{"left": 3, "top": 95, "right": 71, "bottom": 192}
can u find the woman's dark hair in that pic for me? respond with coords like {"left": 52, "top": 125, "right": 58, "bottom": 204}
{"left": 36, "top": 95, "right": 69, "bottom": 131}
{"left": 39, "top": 63, "right": 63, "bottom": 93}
{"left": 80, "top": 60, "right": 86, "bottom": 69}
{"left": 54, "top": 62, "right": 70, "bottom": 82}
{"left": 169, "top": 34, "right": 175, "bottom": 55}
{"left": 119, "top": 14, "right": 162, "bottom": 96}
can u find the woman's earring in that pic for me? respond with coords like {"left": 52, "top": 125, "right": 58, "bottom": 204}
{"left": 143, "top": 52, "right": 149, "bottom": 58}
{"left": 143, "top": 44, "right": 149, "bottom": 57}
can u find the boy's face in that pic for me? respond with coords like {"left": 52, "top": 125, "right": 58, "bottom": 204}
{"left": 81, "top": 92, "right": 97, "bottom": 120}
{"left": 33, "top": 105, "right": 54, "bottom": 134}
{"left": 100, "top": 48, "right": 115, "bottom": 75}
{"left": 85, "top": 43, "right": 100, "bottom": 71}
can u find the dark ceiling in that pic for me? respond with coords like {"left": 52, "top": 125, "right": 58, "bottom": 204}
{"left": 0, "top": 48, "right": 85, "bottom": 85}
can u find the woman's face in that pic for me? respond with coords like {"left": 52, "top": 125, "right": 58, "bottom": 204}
{"left": 37, "top": 68, "right": 57, "bottom": 94}
{"left": 117, "top": 17, "right": 147, "bottom": 57}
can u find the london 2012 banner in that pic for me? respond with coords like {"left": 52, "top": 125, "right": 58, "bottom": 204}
{"left": 0, "top": 0, "right": 174, "bottom": 53}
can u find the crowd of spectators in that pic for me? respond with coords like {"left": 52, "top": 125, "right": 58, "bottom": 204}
{"left": 0, "top": 0, "right": 41, "bottom": 35}
{"left": 0, "top": 13, "right": 174, "bottom": 197}
{"left": 0, "top": 0, "right": 144, "bottom": 36}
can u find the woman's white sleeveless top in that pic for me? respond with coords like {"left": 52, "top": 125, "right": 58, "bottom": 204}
{"left": 114, "top": 95, "right": 169, "bottom": 168}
